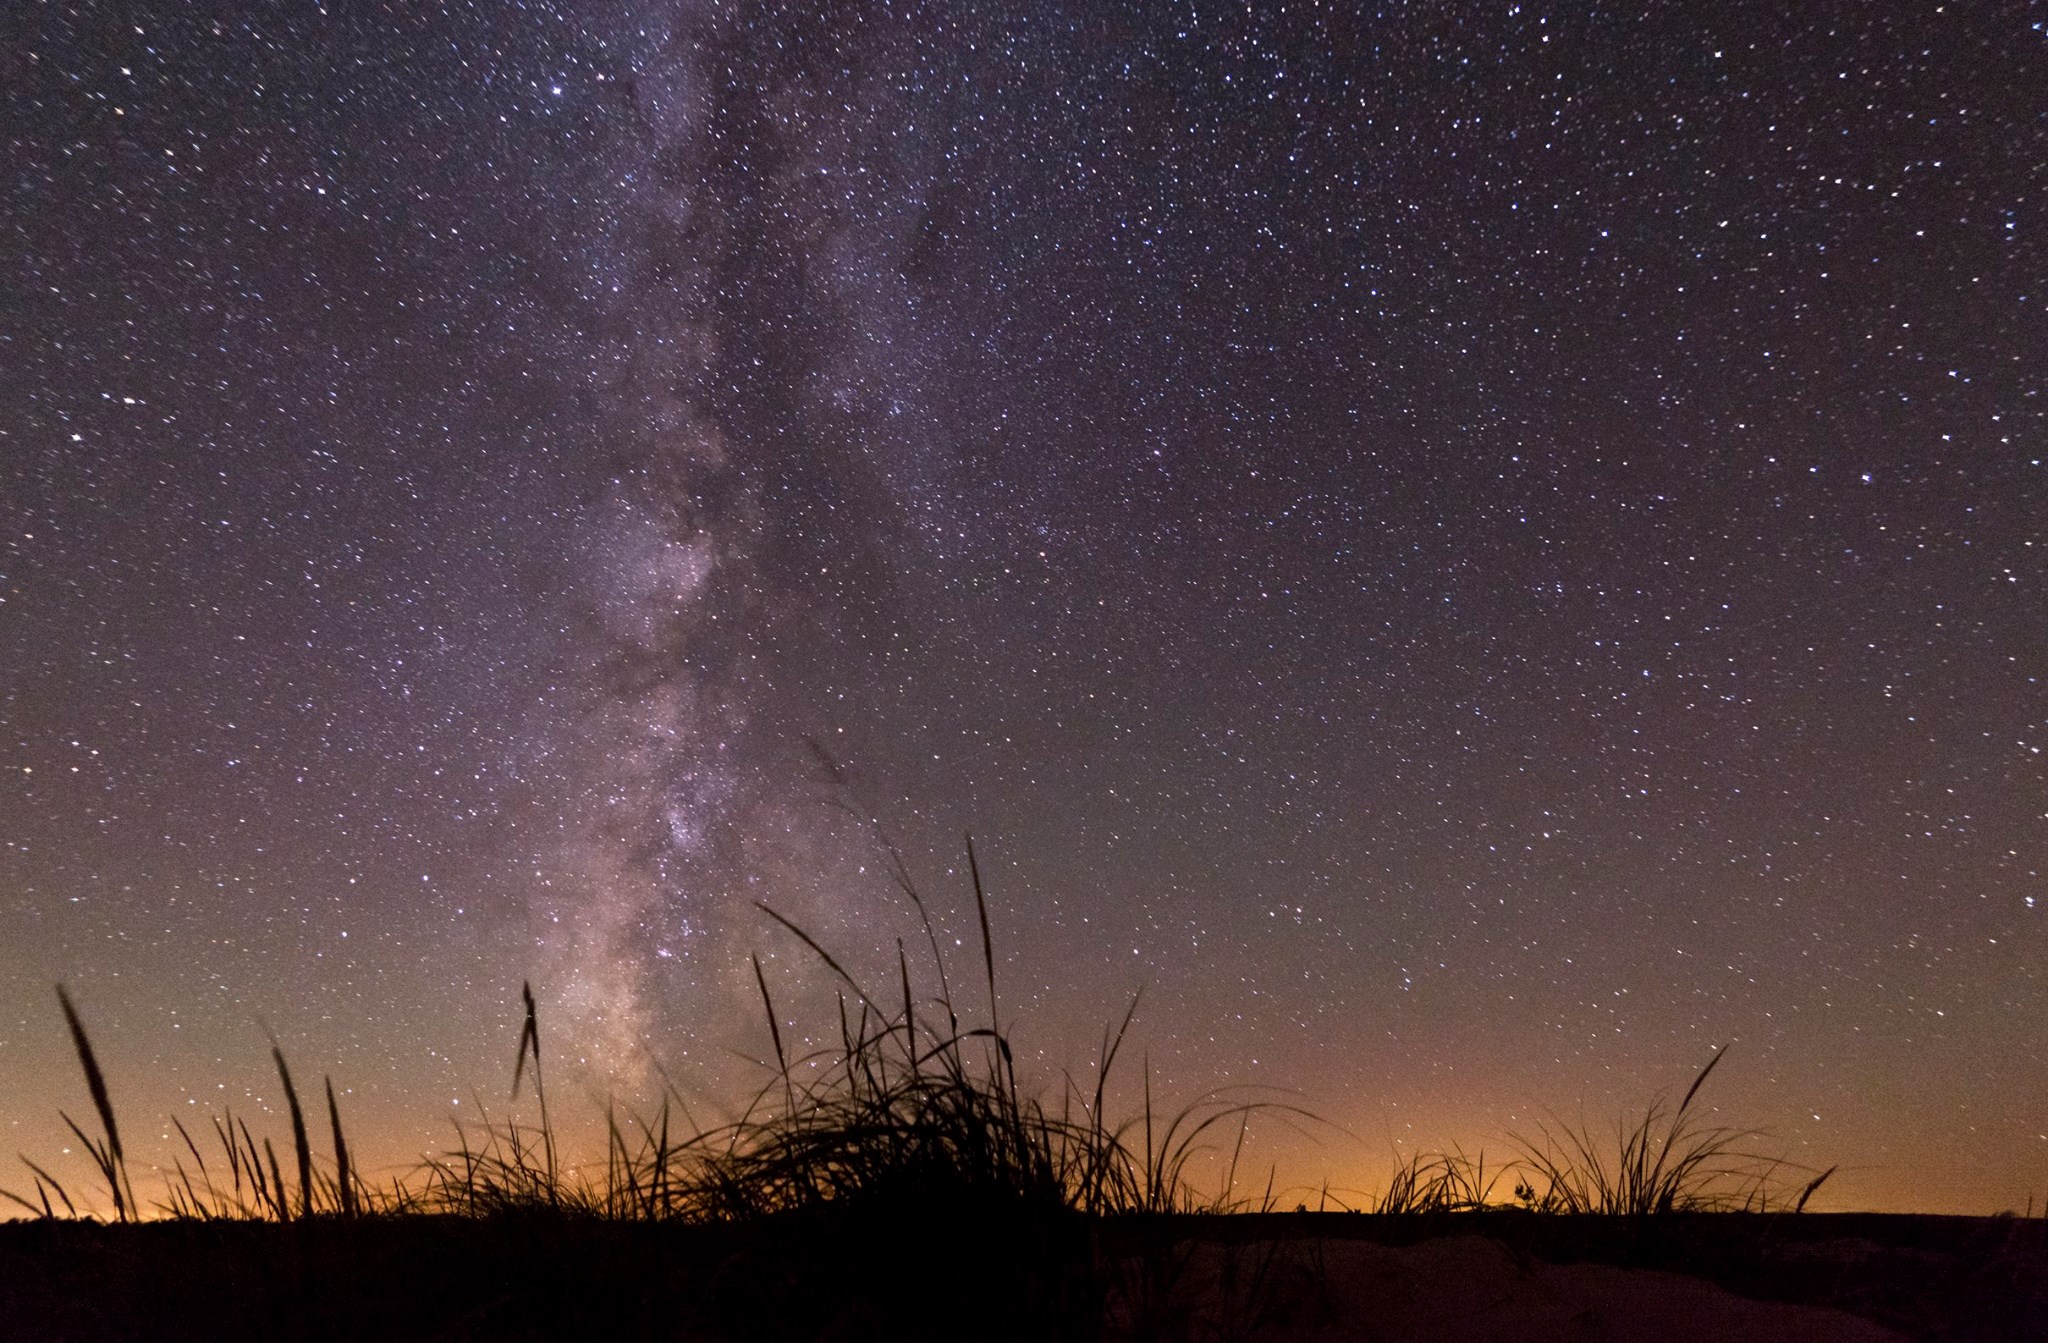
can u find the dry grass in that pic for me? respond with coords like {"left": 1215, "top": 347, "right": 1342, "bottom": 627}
{"left": 1508, "top": 1047, "right": 1835, "bottom": 1216}
{"left": 1371, "top": 1145, "right": 1506, "bottom": 1215}
{"left": 6, "top": 900, "right": 1828, "bottom": 1232}
{"left": 415, "top": 844, "right": 1285, "bottom": 1225}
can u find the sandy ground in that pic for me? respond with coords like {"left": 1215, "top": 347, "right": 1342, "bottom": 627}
{"left": 1151, "top": 1234, "right": 1908, "bottom": 1342}
{"left": 14, "top": 1212, "right": 2033, "bottom": 1339}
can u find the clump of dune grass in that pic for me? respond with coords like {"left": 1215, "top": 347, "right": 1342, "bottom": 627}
{"left": 387, "top": 840, "right": 1302, "bottom": 1337}
{"left": 407, "top": 839, "right": 1284, "bottom": 1228}
{"left": 614, "top": 839, "right": 1284, "bottom": 1224}
{"left": 1372, "top": 1145, "right": 1507, "bottom": 1215}
{"left": 1510, "top": 1046, "right": 1834, "bottom": 1216}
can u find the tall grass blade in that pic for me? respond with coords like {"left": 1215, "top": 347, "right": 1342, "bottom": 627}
{"left": 326, "top": 1076, "right": 357, "bottom": 1217}
{"left": 752, "top": 953, "right": 794, "bottom": 1115}
{"left": 1795, "top": 1164, "right": 1837, "bottom": 1213}
{"left": 897, "top": 940, "right": 916, "bottom": 1063}
{"left": 19, "top": 1158, "right": 77, "bottom": 1217}
{"left": 757, "top": 901, "right": 883, "bottom": 1015}
{"left": 0, "top": 1181, "right": 48, "bottom": 1218}
{"left": 169, "top": 1118, "right": 220, "bottom": 1217}
{"left": 272, "top": 1045, "right": 313, "bottom": 1219}
{"left": 508, "top": 981, "right": 556, "bottom": 1198}
{"left": 55, "top": 985, "right": 131, "bottom": 1220}
{"left": 966, "top": 834, "right": 998, "bottom": 1034}
{"left": 264, "top": 1138, "right": 287, "bottom": 1222}
{"left": 512, "top": 981, "right": 540, "bottom": 1100}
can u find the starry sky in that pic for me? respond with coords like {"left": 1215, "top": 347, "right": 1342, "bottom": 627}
{"left": 3, "top": 2, "right": 2043, "bottom": 1216}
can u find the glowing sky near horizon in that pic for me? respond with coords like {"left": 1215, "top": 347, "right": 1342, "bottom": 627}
{"left": 2, "top": 2, "right": 2042, "bottom": 1215}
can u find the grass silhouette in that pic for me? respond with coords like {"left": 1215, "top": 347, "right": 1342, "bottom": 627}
{"left": 1371, "top": 1145, "right": 1506, "bottom": 1215}
{"left": 1509, "top": 1046, "right": 1835, "bottom": 1216}
{"left": 7, "top": 887, "right": 2040, "bottom": 1342}
{"left": 414, "top": 845, "right": 1284, "bottom": 1226}
{"left": 8, "top": 903, "right": 1834, "bottom": 1228}
{"left": 50, "top": 984, "right": 134, "bottom": 1222}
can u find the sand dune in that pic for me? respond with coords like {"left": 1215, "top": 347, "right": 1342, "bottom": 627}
{"left": 1157, "top": 1234, "right": 1907, "bottom": 1342}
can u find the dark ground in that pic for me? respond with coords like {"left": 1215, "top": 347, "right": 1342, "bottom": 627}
{"left": 0, "top": 1209, "right": 2040, "bottom": 1341}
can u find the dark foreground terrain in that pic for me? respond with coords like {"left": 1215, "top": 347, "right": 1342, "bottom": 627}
{"left": 0, "top": 1208, "right": 2039, "bottom": 1341}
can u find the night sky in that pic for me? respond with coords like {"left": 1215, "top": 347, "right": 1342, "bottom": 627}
{"left": 4, "top": 2, "right": 2043, "bottom": 1216}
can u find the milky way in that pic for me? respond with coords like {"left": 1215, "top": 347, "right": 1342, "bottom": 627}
{"left": 3, "top": 3, "right": 2042, "bottom": 1213}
